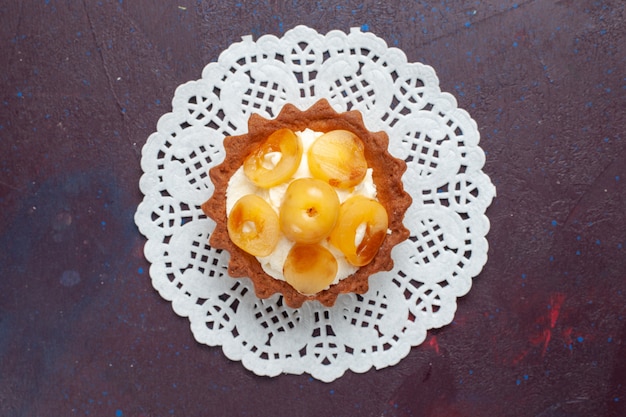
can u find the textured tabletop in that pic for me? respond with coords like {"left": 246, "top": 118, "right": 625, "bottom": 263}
{"left": 1, "top": 1, "right": 625, "bottom": 416}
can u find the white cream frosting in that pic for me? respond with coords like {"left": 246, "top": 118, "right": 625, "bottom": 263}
{"left": 226, "top": 129, "right": 377, "bottom": 289}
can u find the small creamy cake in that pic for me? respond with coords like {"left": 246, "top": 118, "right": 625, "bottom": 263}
{"left": 202, "top": 99, "right": 411, "bottom": 308}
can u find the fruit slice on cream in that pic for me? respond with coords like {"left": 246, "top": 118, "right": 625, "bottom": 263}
{"left": 307, "top": 130, "right": 367, "bottom": 189}
{"left": 243, "top": 128, "right": 303, "bottom": 188}
{"left": 225, "top": 127, "right": 388, "bottom": 295}
{"left": 329, "top": 195, "right": 389, "bottom": 266}
{"left": 279, "top": 178, "right": 340, "bottom": 244}
{"left": 227, "top": 194, "right": 280, "bottom": 257}
{"left": 283, "top": 243, "right": 338, "bottom": 295}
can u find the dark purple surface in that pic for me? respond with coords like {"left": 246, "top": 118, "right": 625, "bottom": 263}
{"left": 1, "top": 1, "right": 625, "bottom": 416}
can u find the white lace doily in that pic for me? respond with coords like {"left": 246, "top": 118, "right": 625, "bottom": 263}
{"left": 135, "top": 25, "right": 495, "bottom": 382}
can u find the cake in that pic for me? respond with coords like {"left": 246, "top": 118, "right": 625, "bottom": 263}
{"left": 202, "top": 99, "right": 411, "bottom": 308}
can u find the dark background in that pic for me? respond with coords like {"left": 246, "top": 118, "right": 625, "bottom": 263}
{"left": 1, "top": 1, "right": 625, "bottom": 416}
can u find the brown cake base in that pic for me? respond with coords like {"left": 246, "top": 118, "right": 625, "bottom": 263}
{"left": 202, "top": 99, "right": 411, "bottom": 308}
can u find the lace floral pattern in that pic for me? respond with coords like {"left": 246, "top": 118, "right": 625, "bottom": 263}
{"left": 135, "top": 25, "right": 495, "bottom": 382}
